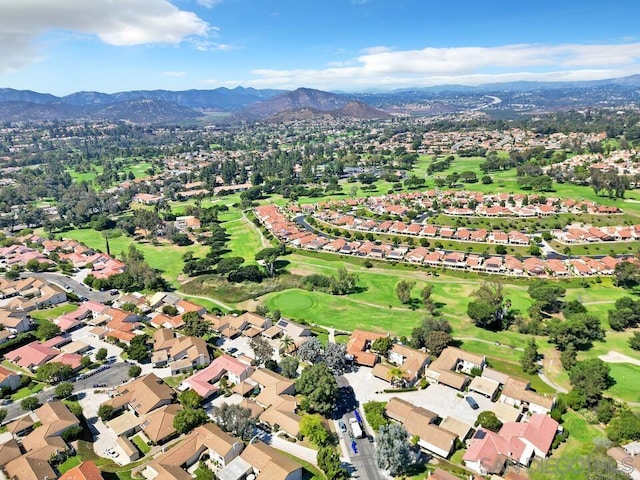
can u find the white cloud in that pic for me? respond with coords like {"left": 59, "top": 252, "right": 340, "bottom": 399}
{"left": 162, "top": 71, "right": 187, "bottom": 77}
{"left": 235, "top": 42, "right": 640, "bottom": 90}
{"left": 0, "top": 0, "right": 210, "bottom": 73}
{"left": 197, "top": 0, "right": 223, "bottom": 7}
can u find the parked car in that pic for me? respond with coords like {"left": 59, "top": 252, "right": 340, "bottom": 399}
{"left": 465, "top": 396, "right": 479, "bottom": 410}
{"left": 338, "top": 421, "right": 347, "bottom": 433}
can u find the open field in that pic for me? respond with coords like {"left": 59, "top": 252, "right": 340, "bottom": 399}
{"left": 220, "top": 210, "right": 266, "bottom": 262}
{"left": 606, "top": 362, "right": 640, "bottom": 402}
{"left": 29, "top": 304, "right": 78, "bottom": 321}
{"left": 60, "top": 228, "right": 209, "bottom": 288}
{"left": 550, "top": 239, "right": 640, "bottom": 256}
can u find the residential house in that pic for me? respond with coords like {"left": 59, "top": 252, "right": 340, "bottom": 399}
{"left": 59, "top": 461, "right": 104, "bottom": 480}
{"left": 181, "top": 354, "right": 253, "bottom": 399}
{"left": 151, "top": 328, "right": 211, "bottom": 374}
{"left": 500, "top": 377, "right": 556, "bottom": 415}
{"left": 0, "top": 365, "right": 21, "bottom": 391}
{"left": 103, "top": 373, "right": 175, "bottom": 417}
{"left": 424, "top": 347, "right": 485, "bottom": 390}
{"left": 219, "top": 441, "right": 302, "bottom": 480}
{"left": 346, "top": 330, "right": 387, "bottom": 367}
{"left": 387, "top": 344, "right": 430, "bottom": 385}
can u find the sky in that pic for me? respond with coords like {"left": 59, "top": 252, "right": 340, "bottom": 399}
{"left": 1, "top": 0, "right": 640, "bottom": 95}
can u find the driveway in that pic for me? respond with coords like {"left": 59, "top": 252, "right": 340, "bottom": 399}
{"left": 77, "top": 389, "right": 123, "bottom": 463}
{"left": 343, "top": 367, "right": 494, "bottom": 426}
{"left": 255, "top": 429, "right": 318, "bottom": 466}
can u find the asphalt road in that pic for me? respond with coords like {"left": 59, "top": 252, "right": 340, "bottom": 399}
{"left": 26, "top": 272, "right": 114, "bottom": 303}
{"left": 3, "top": 362, "right": 130, "bottom": 423}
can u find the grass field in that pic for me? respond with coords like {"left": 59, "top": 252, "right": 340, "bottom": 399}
{"left": 529, "top": 410, "right": 604, "bottom": 480}
{"left": 131, "top": 434, "right": 151, "bottom": 455}
{"left": 606, "top": 362, "right": 640, "bottom": 402}
{"left": 60, "top": 228, "right": 209, "bottom": 288}
{"left": 29, "top": 304, "right": 78, "bottom": 322}
{"left": 220, "top": 210, "right": 266, "bottom": 262}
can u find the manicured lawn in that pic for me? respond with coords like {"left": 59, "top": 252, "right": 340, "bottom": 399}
{"left": 11, "top": 382, "right": 45, "bottom": 400}
{"left": 131, "top": 434, "right": 151, "bottom": 455}
{"left": 606, "top": 362, "right": 640, "bottom": 403}
{"left": 29, "top": 304, "right": 78, "bottom": 322}
{"left": 220, "top": 210, "right": 266, "bottom": 262}
{"left": 57, "top": 455, "right": 82, "bottom": 473}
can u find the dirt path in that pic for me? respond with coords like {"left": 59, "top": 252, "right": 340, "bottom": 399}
{"left": 599, "top": 350, "right": 640, "bottom": 366}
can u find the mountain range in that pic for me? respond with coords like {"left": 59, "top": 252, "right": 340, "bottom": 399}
{"left": 1, "top": 74, "right": 640, "bottom": 123}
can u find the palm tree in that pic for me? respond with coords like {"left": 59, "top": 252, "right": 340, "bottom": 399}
{"left": 389, "top": 366, "right": 405, "bottom": 387}
{"left": 279, "top": 335, "right": 294, "bottom": 356}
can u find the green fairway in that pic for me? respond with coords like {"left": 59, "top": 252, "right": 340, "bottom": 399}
{"left": 220, "top": 210, "right": 266, "bottom": 262}
{"left": 606, "top": 362, "right": 640, "bottom": 403}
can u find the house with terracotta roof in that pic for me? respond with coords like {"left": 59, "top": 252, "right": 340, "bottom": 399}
{"left": 59, "top": 461, "right": 104, "bottom": 480}
{"left": 0, "top": 364, "right": 21, "bottom": 391}
{"left": 346, "top": 330, "right": 387, "bottom": 367}
{"left": 463, "top": 414, "right": 559, "bottom": 475}
{"left": 181, "top": 354, "right": 254, "bottom": 399}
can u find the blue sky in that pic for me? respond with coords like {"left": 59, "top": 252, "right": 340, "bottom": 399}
{"left": 1, "top": 0, "right": 640, "bottom": 95}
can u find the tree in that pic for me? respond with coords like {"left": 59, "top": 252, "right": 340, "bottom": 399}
{"left": 475, "top": 411, "right": 503, "bottom": 432}
{"left": 279, "top": 335, "right": 295, "bottom": 355}
{"left": 520, "top": 338, "right": 539, "bottom": 374}
{"left": 128, "top": 365, "right": 142, "bottom": 378}
{"left": 569, "top": 359, "right": 613, "bottom": 407}
{"left": 606, "top": 409, "right": 640, "bottom": 443}
{"left": 629, "top": 332, "right": 640, "bottom": 350}
{"left": 95, "top": 348, "right": 108, "bottom": 362}
{"left": 0, "top": 408, "right": 6, "bottom": 424}
{"left": 300, "top": 413, "right": 332, "bottom": 447}
{"left": 174, "top": 407, "right": 208, "bottom": 434}
{"left": 467, "top": 282, "right": 506, "bottom": 330}
{"left": 255, "top": 247, "right": 280, "bottom": 277}
{"left": 583, "top": 445, "right": 633, "bottom": 480}
{"left": 363, "top": 401, "right": 389, "bottom": 432}
{"left": 547, "top": 313, "right": 605, "bottom": 351}
{"left": 421, "top": 284, "right": 434, "bottom": 310}
{"left": 296, "top": 363, "right": 339, "bottom": 417}
{"left": 375, "top": 423, "right": 414, "bottom": 477}
{"left": 395, "top": 280, "right": 415, "bottom": 304}
{"left": 35, "top": 320, "right": 61, "bottom": 341}
{"left": 250, "top": 336, "right": 274, "bottom": 365}
{"left": 317, "top": 446, "right": 349, "bottom": 480}
{"left": 280, "top": 356, "right": 300, "bottom": 379}
{"left": 324, "top": 342, "right": 348, "bottom": 374}
{"left": 297, "top": 337, "right": 324, "bottom": 364}
{"left": 125, "top": 334, "right": 150, "bottom": 363}
{"left": 528, "top": 280, "right": 566, "bottom": 313}
{"left": 329, "top": 268, "right": 359, "bottom": 295}
{"left": 21, "top": 396, "right": 40, "bottom": 411}
{"left": 179, "top": 390, "right": 203, "bottom": 409}
{"left": 194, "top": 461, "right": 215, "bottom": 480}
{"left": 211, "top": 403, "right": 256, "bottom": 441}
{"left": 560, "top": 343, "right": 577, "bottom": 370}
{"left": 182, "top": 311, "right": 211, "bottom": 337}
{"left": 411, "top": 316, "right": 452, "bottom": 349}
{"left": 614, "top": 261, "right": 640, "bottom": 288}
{"left": 55, "top": 382, "right": 74, "bottom": 399}
{"left": 98, "top": 404, "right": 115, "bottom": 422}
{"left": 371, "top": 337, "right": 393, "bottom": 355}
{"left": 424, "top": 331, "right": 452, "bottom": 356}
{"left": 36, "top": 362, "right": 73, "bottom": 383}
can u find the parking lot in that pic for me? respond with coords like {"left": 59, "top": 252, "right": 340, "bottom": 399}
{"left": 343, "top": 367, "right": 495, "bottom": 426}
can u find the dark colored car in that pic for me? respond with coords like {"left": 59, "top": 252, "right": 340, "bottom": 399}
{"left": 465, "top": 396, "right": 479, "bottom": 409}
{"left": 339, "top": 421, "right": 347, "bottom": 433}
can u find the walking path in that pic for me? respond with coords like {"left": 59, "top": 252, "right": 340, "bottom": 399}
{"left": 599, "top": 350, "right": 640, "bottom": 367}
{"left": 178, "top": 292, "right": 234, "bottom": 311}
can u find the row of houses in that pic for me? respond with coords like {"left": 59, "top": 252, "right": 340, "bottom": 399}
{"left": 315, "top": 209, "right": 532, "bottom": 244}
{"left": 553, "top": 224, "right": 640, "bottom": 244}
{"left": 255, "top": 205, "right": 624, "bottom": 277}
{"left": 0, "top": 236, "right": 126, "bottom": 279}
{"left": 299, "top": 189, "right": 619, "bottom": 218}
